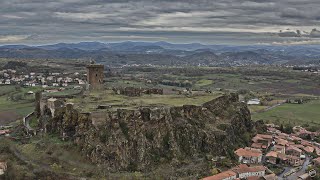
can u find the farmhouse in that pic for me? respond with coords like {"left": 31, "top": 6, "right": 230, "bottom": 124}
{"left": 286, "top": 146, "right": 303, "bottom": 157}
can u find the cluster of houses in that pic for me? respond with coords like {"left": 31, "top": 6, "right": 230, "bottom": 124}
{"left": 0, "top": 69, "right": 86, "bottom": 88}
{"left": 202, "top": 124, "right": 320, "bottom": 180}
{"left": 263, "top": 125, "right": 320, "bottom": 167}
{"left": 203, "top": 164, "right": 274, "bottom": 180}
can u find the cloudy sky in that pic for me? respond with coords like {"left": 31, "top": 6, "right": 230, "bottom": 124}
{"left": 1, "top": 0, "right": 320, "bottom": 45}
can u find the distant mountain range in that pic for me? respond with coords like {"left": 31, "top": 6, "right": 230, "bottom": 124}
{"left": 0, "top": 41, "right": 320, "bottom": 67}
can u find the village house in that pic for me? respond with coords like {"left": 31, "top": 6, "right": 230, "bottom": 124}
{"left": 275, "top": 138, "right": 288, "bottom": 147}
{"left": 303, "top": 146, "right": 314, "bottom": 154}
{"left": 272, "top": 145, "right": 286, "bottom": 154}
{"left": 287, "top": 155, "right": 302, "bottom": 166}
{"left": 286, "top": 146, "right": 303, "bottom": 157}
{"left": 232, "top": 164, "right": 266, "bottom": 179}
{"left": 265, "top": 151, "right": 302, "bottom": 166}
{"left": 234, "top": 147, "right": 263, "bottom": 164}
{"left": 313, "top": 157, "right": 320, "bottom": 166}
{"left": 202, "top": 170, "right": 237, "bottom": 180}
{"left": 265, "top": 151, "right": 279, "bottom": 164}
{"left": 301, "top": 140, "right": 312, "bottom": 147}
{"left": 252, "top": 134, "right": 274, "bottom": 150}
{"left": 251, "top": 143, "right": 264, "bottom": 150}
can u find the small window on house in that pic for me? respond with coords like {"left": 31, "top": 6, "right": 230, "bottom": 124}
{"left": 96, "top": 74, "right": 98, "bottom": 77}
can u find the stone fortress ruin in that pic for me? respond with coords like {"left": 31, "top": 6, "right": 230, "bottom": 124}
{"left": 27, "top": 62, "right": 254, "bottom": 173}
{"left": 86, "top": 62, "right": 104, "bottom": 90}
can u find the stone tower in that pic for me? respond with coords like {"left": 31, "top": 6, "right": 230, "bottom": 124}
{"left": 86, "top": 63, "right": 104, "bottom": 90}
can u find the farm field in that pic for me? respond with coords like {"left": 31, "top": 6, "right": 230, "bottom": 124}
{"left": 0, "top": 85, "right": 41, "bottom": 125}
{"left": 252, "top": 100, "right": 320, "bottom": 128}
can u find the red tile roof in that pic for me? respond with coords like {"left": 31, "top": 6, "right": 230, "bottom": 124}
{"left": 232, "top": 165, "right": 266, "bottom": 174}
{"left": 235, "top": 148, "right": 262, "bottom": 157}
{"left": 266, "top": 151, "right": 278, "bottom": 158}
{"left": 202, "top": 170, "right": 237, "bottom": 180}
{"left": 312, "top": 157, "right": 320, "bottom": 165}
{"left": 251, "top": 143, "right": 263, "bottom": 149}
{"left": 303, "top": 146, "right": 314, "bottom": 153}
{"left": 286, "top": 146, "right": 302, "bottom": 153}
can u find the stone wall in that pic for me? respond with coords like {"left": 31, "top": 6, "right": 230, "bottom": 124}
{"left": 113, "top": 87, "right": 163, "bottom": 97}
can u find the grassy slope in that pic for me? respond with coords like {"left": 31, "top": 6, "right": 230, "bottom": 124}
{"left": 252, "top": 100, "right": 320, "bottom": 127}
{"left": 69, "top": 90, "right": 223, "bottom": 112}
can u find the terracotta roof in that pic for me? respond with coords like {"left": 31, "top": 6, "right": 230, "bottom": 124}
{"left": 232, "top": 165, "right": 266, "bottom": 174}
{"left": 313, "top": 157, "right": 320, "bottom": 164}
{"left": 251, "top": 143, "right": 263, "bottom": 149}
{"left": 301, "top": 140, "right": 312, "bottom": 146}
{"left": 235, "top": 148, "right": 262, "bottom": 157}
{"left": 277, "top": 153, "right": 287, "bottom": 160}
{"left": 293, "top": 144, "right": 305, "bottom": 149}
{"left": 286, "top": 146, "right": 302, "bottom": 153}
{"left": 202, "top": 170, "right": 237, "bottom": 180}
{"left": 274, "top": 145, "right": 285, "bottom": 151}
{"left": 303, "top": 146, "right": 314, "bottom": 153}
{"left": 276, "top": 138, "right": 288, "bottom": 146}
{"left": 315, "top": 147, "right": 320, "bottom": 156}
{"left": 266, "top": 151, "right": 278, "bottom": 158}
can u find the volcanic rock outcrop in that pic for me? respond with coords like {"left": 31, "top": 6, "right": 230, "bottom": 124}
{"left": 44, "top": 93, "right": 255, "bottom": 172}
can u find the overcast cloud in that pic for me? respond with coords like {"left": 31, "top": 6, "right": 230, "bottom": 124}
{"left": 0, "top": 0, "right": 320, "bottom": 45}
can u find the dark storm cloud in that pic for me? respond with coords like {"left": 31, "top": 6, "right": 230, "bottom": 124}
{"left": 0, "top": 0, "right": 320, "bottom": 44}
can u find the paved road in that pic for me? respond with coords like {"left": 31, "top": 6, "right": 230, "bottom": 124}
{"left": 286, "top": 156, "right": 310, "bottom": 180}
{"left": 278, "top": 156, "right": 311, "bottom": 180}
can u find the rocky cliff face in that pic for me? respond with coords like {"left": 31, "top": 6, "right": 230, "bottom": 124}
{"left": 45, "top": 93, "right": 254, "bottom": 174}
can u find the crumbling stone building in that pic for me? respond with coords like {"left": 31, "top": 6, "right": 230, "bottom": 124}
{"left": 86, "top": 64, "right": 104, "bottom": 90}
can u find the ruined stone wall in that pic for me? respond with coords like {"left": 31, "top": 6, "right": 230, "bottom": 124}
{"left": 113, "top": 87, "right": 163, "bottom": 97}
{"left": 35, "top": 91, "right": 42, "bottom": 117}
{"left": 44, "top": 93, "right": 255, "bottom": 174}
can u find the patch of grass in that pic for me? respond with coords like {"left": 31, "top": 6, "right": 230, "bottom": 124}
{"left": 252, "top": 100, "right": 320, "bottom": 127}
{"left": 195, "top": 79, "right": 213, "bottom": 87}
{"left": 0, "top": 85, "right": 16, "bottom": 96}
{"left": 0, "top": 96, "right": 34, "bottom": 116}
